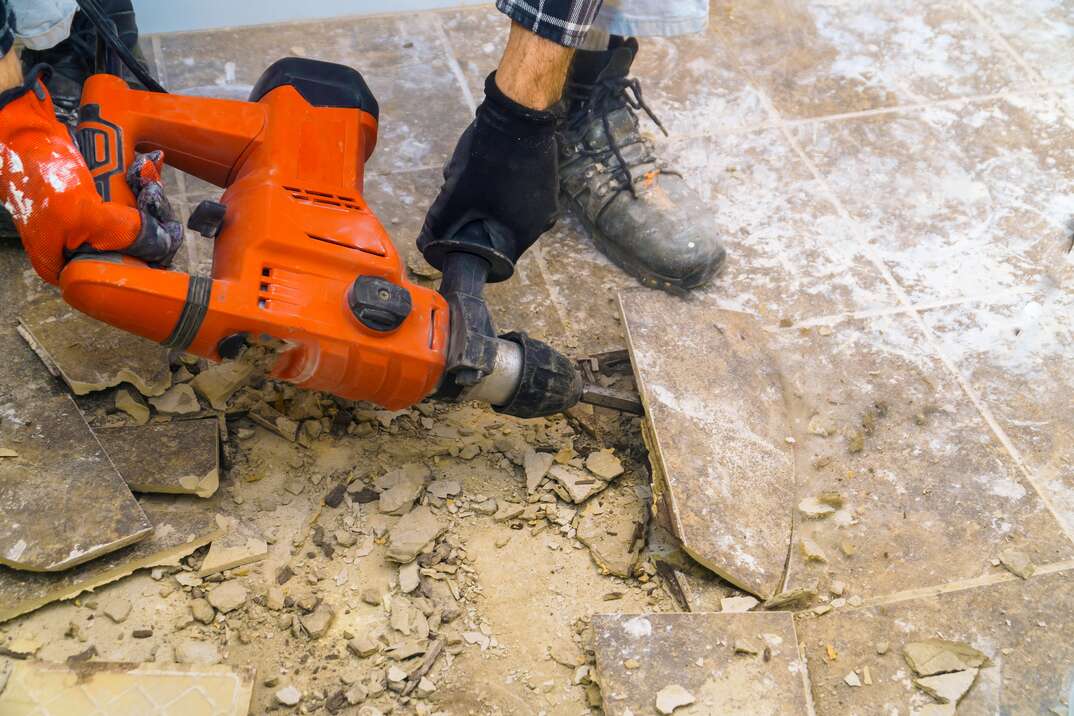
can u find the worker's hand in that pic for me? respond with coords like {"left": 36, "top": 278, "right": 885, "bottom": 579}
{"left": 0, "top": 66, "right": 182, "bottom": 285}
{"left": 417, "top": 72, "right": 559, "bottom": 282}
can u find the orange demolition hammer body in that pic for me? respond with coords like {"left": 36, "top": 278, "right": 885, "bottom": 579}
{"left": 60, "top": 58, "right": 582, "bottom": 417}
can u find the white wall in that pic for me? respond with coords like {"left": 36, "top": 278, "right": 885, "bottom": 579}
{"left": 132, "top": 0, "right": 489, "bottom": 34}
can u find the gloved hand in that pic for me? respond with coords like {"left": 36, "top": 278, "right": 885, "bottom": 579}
{"left": 0, "top": 66, "right": 182, "bottom": 285}
{"left": 417, "top": 71, "right": 559, "bottom": 282}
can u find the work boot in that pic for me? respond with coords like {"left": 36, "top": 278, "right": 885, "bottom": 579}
{"left": 558, "top": 37, "right": 725, "bottom": 293}
{"left": 2, "top": 0, "right": 150, "bottom": 239}
{"left": 20, "top": 0, "right": 148, "bottom": 125}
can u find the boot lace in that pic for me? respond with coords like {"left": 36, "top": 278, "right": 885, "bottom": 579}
{"left": 568, "top": 75, "right": 670, "bottom": 198}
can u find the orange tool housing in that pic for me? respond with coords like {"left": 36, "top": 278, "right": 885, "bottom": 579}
{"left": 60, "top": 59, "right": 449, "bottom": 409}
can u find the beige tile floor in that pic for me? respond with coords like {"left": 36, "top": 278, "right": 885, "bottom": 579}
{"left": 139, "top": 2, "right": 1074, "bottom": 712}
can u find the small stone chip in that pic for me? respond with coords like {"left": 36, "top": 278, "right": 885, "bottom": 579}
{"left": 720, "top": 596, "right": 759, "bottom": 613}
{"left": 997, "top": 548, "right": 1035, "bottom": 579}
{"left": 275, "top": 685, "right": 302, "bottom": 706}
{"left": 207, "top": 580, "right": 247, "bottom": 613}
{"left": 655, "top": 684, "right": 695, "bottom": 714}
{"left": 844, "top": 671, "right": 861, "bottom": 687}
{"left": 585, "top": 449, "right": 624, "bottom": 479}
{"left": 190, "top": 598, "right": 215, "bottom": 624}
{"left": 102, "top": 596, "right": 132, "bottom": 624}
{"left": 624, "top": 658, "right": 640, "bottom": 670}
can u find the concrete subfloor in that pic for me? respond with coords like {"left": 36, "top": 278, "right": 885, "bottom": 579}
{"left": 2, "top": 1, "right": 1073, "bottom": 714}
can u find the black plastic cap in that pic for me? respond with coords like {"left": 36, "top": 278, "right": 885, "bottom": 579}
{"left": 494, "top": 332, "right": 583, "bottom": 418}
{"left": 348, "top": 275, "right": 411, "bottom": 332}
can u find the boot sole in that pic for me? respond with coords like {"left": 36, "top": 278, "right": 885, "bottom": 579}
{"left": 562, "top": 191, "right": 726, "bottom": 296}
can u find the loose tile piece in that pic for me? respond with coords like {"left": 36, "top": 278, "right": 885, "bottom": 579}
{"left": 17, "top": 294, "right": 171, "bottom": 397}
{"left": 95, "top": 419, "right": 220, "bottom": 497}
{"left": 621, "top": 293, "right": 793, "bottom": 599}
{"left": 592, "top": 612, "right": 811, "bottom": 715}
{"left": 0, "top": 660, "right": 254, "bottom": 716}
{"left": 0, "top": 504, "right": 221, "bottom": 622}
{"left": 198, "top": 517, "right": 268, "bottom": 577}
{"left": 0, "top": 392, "right": 151, "bottom": 572}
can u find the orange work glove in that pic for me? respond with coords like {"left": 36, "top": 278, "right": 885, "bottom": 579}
{"left": 0, "top": 66, "right": 182, "bottom": 285}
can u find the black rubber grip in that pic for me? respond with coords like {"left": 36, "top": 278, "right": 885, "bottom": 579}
{"left": 162, "top": 274, "right": 211, "bottom": 350}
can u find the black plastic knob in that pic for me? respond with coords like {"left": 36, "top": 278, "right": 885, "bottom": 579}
{"left": 348, "top": 276, "right": 412, "bottom": 332}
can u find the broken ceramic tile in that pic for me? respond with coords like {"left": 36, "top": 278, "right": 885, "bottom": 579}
{"left": 17, "top": 294, "right": 171, "bottom": 397}
{"left": 914, "top": 668, "right": 979, "bottom": 704}
{"left": 114, "top": 388, "right": 150, "bottom": 425}
{"left": 575, "top": 476, "right": 646, "bottom": 577}
{"left": 549, "top": 464, "right": 608, "bottom": 504}
{"left": 591, "top": 612, "right": 811, "bottom": 715}
{"left": 0, "top": 661, "right": 254, "bottom": 715}
{"left": 190, "top": 361, "right": 254, "bottom": 410}
{"left": 94, "top": 418, "right": 220, "bottom": 497}
{"left": 0, "top": 393, "right": 151, "bottom": 572}
{"left": 524, "top": 450, "right": 555, "bottom": 494}
{"left": 622, "top": 294, "right": 794, "bottom": 599}
{"left": 586, "top": 449, "right": 624, "bottom": 480}
{"left": 149, "top": 383, "right": 201, "bottom": 415}
{"left": 0, "top": 503, "right": 220, "bottom": 622}
{"left": 904, "top": 639, "right": 990, "bottom": 676}
{"left": 386, "top": 506, "right": 445, "bottom": 563}
{"left": 198, "top": 517, "right": 268, "bottom": 576}
{"left": 997, "top": 548, "right": 1035, "bottom": 579}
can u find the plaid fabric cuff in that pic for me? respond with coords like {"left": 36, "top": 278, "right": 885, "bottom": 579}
{"left": 0, "top": 2, "right": 14, "bottom": 56}
{"left": 495, "top": 0, "right": 604, "bottom": 49}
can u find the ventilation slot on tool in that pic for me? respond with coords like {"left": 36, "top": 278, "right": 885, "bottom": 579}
{"left": 258, "top": 266, "right": 273, "bottom": 309}
{"left": 283, "top": 185, "right": 364, "bottom": 212}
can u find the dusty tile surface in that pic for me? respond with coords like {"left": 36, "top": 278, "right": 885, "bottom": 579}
{"left": 666, "top": 130, "right": 897, "bottom": 321}
{"left": 593, "top": 612, "right": 811, "bottom": 715}
{"left": 622, "top": 292, "right": 794, "bottom": 599}
{"left": 18, "top": 293, "right": 172, "bottom": 397}
{"left": 798, "top": 568, "right": 1074, "bottom": 715}
{"left": 95, "top": 419, "right": 220, "bottom": 498}
{"left": 921, "top": 289, "right": 1074, "bottom": 534}
{"left": 971, "top": 0, "right": 1074, "bottom": 85}
{"left": 713, "top": 0, "right": 1031, "bottom": 119}
{"left": 791, "top": 94, "right": 1074, "bottom": 302}
{"left": 0, "top": 504, "right": 220, "bottom": 622}
{"left": 156, "top": 13, "right": 444, "bottom": 91}
{"left": 0, "top": 661, "right": 254, "bottom": 716}
{"left": 772, "top": 311, "right": 1073, "bottom": 599}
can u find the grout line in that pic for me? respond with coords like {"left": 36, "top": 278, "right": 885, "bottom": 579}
{"left": 959, "top": 0, "right": 1047, "bottom": 85}
{"left": 431, "top": 14, "right": 478, "bottom": 115}
{"left": 661, "top": 82, "right": 1074, "bottom": 146}
{"left": 764, "top": 287, "right": 1036, "bottom": 331}
{"left": 530, "top": 238, "right": 574, "bottom": 342}
{"left": 795, "top": 560, "right": 1074, "bottom": 615}
{"left": 769, "top": 94, "right": 1074, "bottom": 548}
